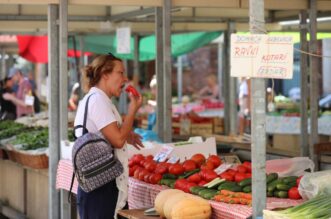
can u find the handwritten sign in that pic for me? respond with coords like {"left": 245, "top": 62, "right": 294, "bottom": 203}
{"left": 231, "top": 34, "right": 293, "bottom": 79}
{"left": 153, "top": 145, "right": 174, "bottom": 162}
{"left": 116, "top": 27, "right": 131, "bottom": 54}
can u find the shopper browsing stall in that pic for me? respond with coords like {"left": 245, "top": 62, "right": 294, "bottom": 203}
{"left": 74, "top": 54, "right": 144, "bottom": 219}
{"left": 2, "top": 67, "right": 34, "bottom": 118}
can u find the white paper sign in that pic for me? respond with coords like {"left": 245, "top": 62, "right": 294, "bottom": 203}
{"left": 231, "top": 34, "right": 293, "bottom": 79}
{"left": 25, "top": 95, "right": 34, "bottom": 106}
{"left": 167, "top": 155, "right": 180, "bottom": 164}
{"left": 116, "top": 27, "right": 131, "bottom": 54}
{"left": 153, "top": 145, "right": 174, "bottom": 162}
{"left": 214, "top": 163, "right": 233, "bottom": 175}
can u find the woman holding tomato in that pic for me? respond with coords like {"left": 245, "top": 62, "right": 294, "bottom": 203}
{"left": 74, "top": 53, "right": 144, "bottom": 219}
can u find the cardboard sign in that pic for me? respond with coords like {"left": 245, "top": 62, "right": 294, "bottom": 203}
{"left": 231, "top": 34, "right": 293, "bottom": 79}
{"left": 116, "top": 27, "right": 131, "bottom": 54}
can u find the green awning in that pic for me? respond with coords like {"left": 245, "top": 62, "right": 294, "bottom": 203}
{"left": 68, "top": 31, "right": 221, "bottom": 61}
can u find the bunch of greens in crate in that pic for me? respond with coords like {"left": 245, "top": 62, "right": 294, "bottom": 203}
{"left": 0, "top": 121, "right": 32, "bottom": 140}
{"left": 12, "top": 128, "right": 49, "bottom": 150}
{"left": 11, "top": 128, "right": 76, "bottom": 150}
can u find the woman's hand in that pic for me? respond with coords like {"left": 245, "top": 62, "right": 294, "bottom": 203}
{"left": 127, "top": 131, "right": 144, "bottom": 150}
{"left": 128, "top": 92, "right": 143, "bottom": 115}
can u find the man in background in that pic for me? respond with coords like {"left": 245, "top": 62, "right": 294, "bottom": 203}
{"left": 2, "top": 67, "right": 34, "bottom": 117}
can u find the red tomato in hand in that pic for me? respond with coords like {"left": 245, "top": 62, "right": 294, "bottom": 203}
{"left": 125, "top": 85, "right": 140, "bottom": 97}
{"left": 288, "top": 187, "right": 302, "bottom": 199}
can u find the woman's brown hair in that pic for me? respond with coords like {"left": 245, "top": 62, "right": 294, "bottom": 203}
{"left": 81, "top": 53, "right": 122, "bottom": 91}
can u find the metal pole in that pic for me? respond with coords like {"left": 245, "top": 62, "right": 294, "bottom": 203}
{"left": 177, "top": 56, "right": 183, "bottom": 102}
{"left": 228, "top": 22, "right": 238, "bottom": 135}
{"left": 133, "top": 35, "right": 140, "bottom": 87}
{"left": 309, "top": 0, "right": 319, "bottom": 168}
{"left": 48, "top": 4, "right": 60, "bottom": 219}
{"left": 163, "top": 0, "right": 172, "bottom": 142}
{"left": 1, "top": 49, "right": 5, "bottom": 79}
{"left": 59, "top": 0, "right": 70, "bottom": 218}
{"left": 299, "top": 10, "right": 309, "bottom": 157}
{"left": 217, "top": 36, "right": 224, "bottom": 104}
{"left": 223, "top": 30, "right": 230, "bottom": 135}
{"left": 79, "top": 36, "right": 85, "bottom": 70}
{"left": 249, "top": 0, "right": 267, "bottom": 217}
{"left": 155, "top": 7, "right": 164, "bottom": 140}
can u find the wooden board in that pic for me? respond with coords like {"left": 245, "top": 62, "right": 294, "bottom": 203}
{"left": 117, "top": 209, "right": 160, "bottom": 219}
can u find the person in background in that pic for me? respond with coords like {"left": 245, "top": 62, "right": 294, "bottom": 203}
{"left": 0, "top": 77, "right": 17, "bottom": 120}
{"left": 238, "top": 77, "right": 250, "bottom": 134}
{"left": 68, "top": 82, "right": 80, "bottom": 111}
{"left": 2, "top": 67, "right": 34, "bottom": 118}
{"left": 198, "top": 74, "right": 220, "bottom": 100}
{"left": 74, "top": 54, "right": 144, "bottom": 219}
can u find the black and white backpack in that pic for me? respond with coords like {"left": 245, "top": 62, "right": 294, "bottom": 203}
{"left": 69, "top": 94, "right": 123, "bottom": 196}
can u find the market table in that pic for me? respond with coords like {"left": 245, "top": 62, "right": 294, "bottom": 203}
{"left": 117, "top": 209, "right": 159, "bottom": 219}
{"left": 56, "top": 159, "right": 303, "bottom": 219}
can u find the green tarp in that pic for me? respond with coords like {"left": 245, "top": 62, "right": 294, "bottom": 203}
{"left": 68, "top": 31, "right": 221, "bottom": 61}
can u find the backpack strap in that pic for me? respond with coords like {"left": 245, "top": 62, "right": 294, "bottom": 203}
{"left": 73, "top": 94, "right": 95, "bottom": 140}
{"left": 70, "top": 93, "right": 95, "bottom": 202}
{"left": 68, "top": 172, "right": 75, "bottom": 203}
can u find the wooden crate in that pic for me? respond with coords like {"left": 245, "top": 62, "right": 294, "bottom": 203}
{"left": 191, "top": 123, "right": 213, "bottom": 135}
{"left": 272, "top": 134, "right": 330, "bottom": 153}
{"left": 213, "top": 117, "right": 224, "bottom": 134}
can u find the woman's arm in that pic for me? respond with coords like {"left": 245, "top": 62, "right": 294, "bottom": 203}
{"left": 2, "top": 93, "right": 28, "bottom": 107}
{"left": 101, "top": 93, "right": 143, "bottom": 149}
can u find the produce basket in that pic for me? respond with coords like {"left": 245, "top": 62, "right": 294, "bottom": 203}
{"left": 15, "top": 150, "right": 48, "bottom": 169}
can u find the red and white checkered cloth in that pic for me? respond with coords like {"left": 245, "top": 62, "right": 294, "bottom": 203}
{"left": 56, "top": 159, "right": 78, "bottom": 194}
{"left": 56, "top": 159, "right": 303, "bottom": 219}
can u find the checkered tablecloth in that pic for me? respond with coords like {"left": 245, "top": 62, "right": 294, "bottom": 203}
{"left": 56, "top": 159, "right": 78, "bottom": 194}
{"left": 56, "top": 159, "right": 303, "bottom": 219}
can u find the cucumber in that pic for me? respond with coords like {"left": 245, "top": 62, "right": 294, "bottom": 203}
{"left": 190, "top": 186, "right": 205, "bottom": 195}
{"left": 198, "top": 189, "right": 214, "bottom": 197}
{"left": 243, "top": 185, "right": 252, "bottom": 193}
{"left": 159, "top": 179, "right": 176, "bottom": 186}
{"left": 283, "top": 176, "right": 298, "bottom": 184}
{"left": 180, "top": 168, "right": 200, "bottom": 179}
{"left": 238, "top": 178, "right": 252, "bottom": 187}
{"left": 217, "top": 181, "right": 237, "bottom": 190}
{"left": 267, "top": 179, "right": 281, "bottom": 192}
{"left": 266, "top": 173, "right": 278, "bottom": 183}
{"left": 221, "top": 185, "right": 243, "bottom": 192}
{"left": 274, "top": 190, "right": 288, "bottom": 198}
{"left": 162, "top": 173, "right": 177, "bottom": 180}
{"left": 276, "top": 183, "right": 291, "bottom": 191}
{"left": 202, "top": 190, "right": 219, "bottom": 200}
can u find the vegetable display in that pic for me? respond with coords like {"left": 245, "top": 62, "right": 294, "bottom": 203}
{"left": 264, "top": 194, "right": 331, "bottom": 219}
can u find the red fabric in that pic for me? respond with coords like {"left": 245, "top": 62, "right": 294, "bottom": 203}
{"left": 16, "top": 35, "right": 91, "bottom": 63}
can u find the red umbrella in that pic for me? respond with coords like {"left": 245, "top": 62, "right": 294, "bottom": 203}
{"left": 17, "top": 35, "right": 91, "bottom": 63}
